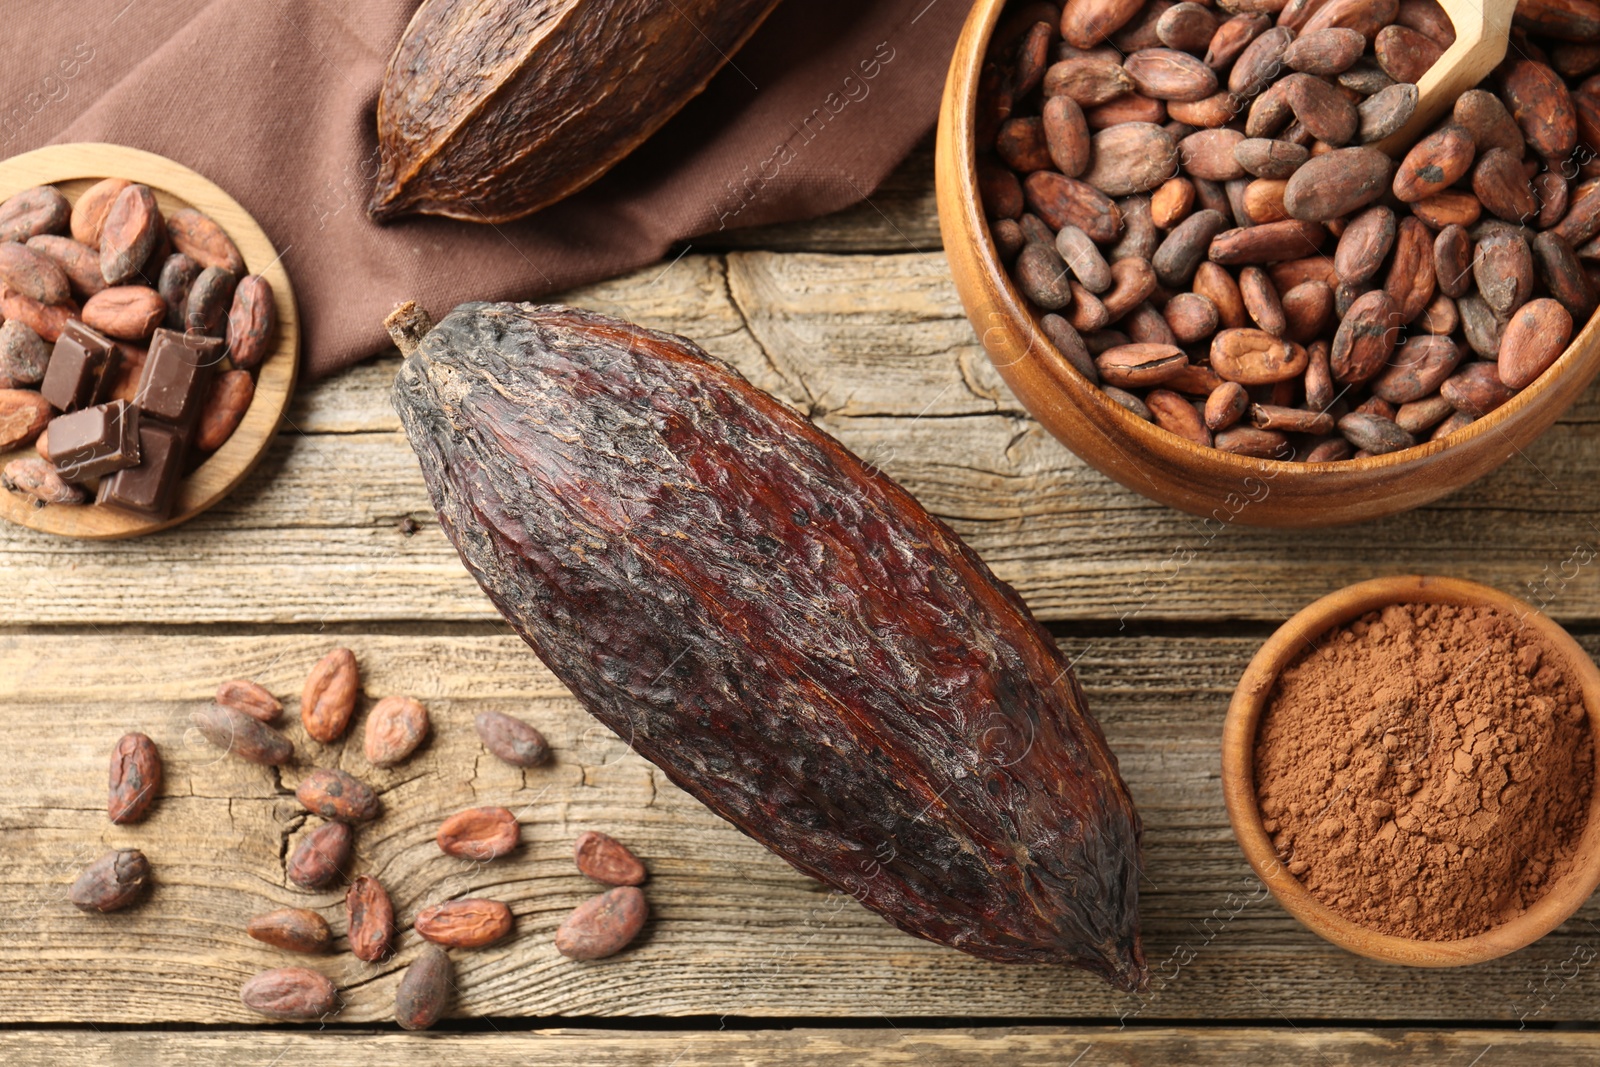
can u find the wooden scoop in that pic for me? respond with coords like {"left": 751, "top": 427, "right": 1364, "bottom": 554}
{"left": 1374, "top": 0, "right": 1518, "bottom": 157}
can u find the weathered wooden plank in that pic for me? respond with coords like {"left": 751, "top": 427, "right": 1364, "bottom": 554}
{"left": 0, "top": 1027, "right": 1596, "bottom": 1065}
{"left": 8, "top": 251, "right": 1600, "bottom": 625}
{"left": 4, "top": 633, "right": 1600, "bottom": 1024}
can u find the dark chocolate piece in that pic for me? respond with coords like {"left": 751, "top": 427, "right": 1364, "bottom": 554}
{"left": 39, "top": 320, "right": 118, "bottom": 412}
{"left": 46, "top": 400, "right": 140, "bottom": 480}
{"left": 134, "top": 328, "right": 220, "bottom": 427}
{"left": 98, "top": 420, "right": 184, "bottom": 518}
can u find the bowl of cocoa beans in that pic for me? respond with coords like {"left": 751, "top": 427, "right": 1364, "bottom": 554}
{"left": 936, "top": 0, "right": 1600, "bottom": 526}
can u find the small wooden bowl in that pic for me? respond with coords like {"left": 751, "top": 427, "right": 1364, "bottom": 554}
{"left": 934, "top": 0, "right": 1600, "bottom": 527}
{"left": 1222, "top": 575, "right": 1600, "bottom": 966}
{"left": 0, "top": 143, "right": 298, "bottom": 539}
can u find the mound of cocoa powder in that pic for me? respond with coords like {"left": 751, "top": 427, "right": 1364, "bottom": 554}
{"left": 1254, "top": 601, "right": 1594, "bottom": 941}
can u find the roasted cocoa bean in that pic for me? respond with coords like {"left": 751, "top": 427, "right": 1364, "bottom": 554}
{"left": 247, "top": 909, "right": 333, "bottom": 954}
{"left": 1383, "top": 217, "right": 1435, "bottom": 323}
{"left": 108, "top": 732, "right": 161, "bottom": 824}
{"left": 1284, "top": 147, "right": 1392, "bottom": 220}
{"left": 166, "top": 208, "right": 246, "bottom": 275}
{"left": 1239, "top": 266, "right": 1286, "bottom": 335}
{"left": 363, "top": 695, "right": 430, "bottom": 767}
{"left": 437, "top": 806, "right": 520, "bottom": 861}
{"left": 1281, "top": 280, "right": 1335, "bottom": 342}
{"left": 287, "top": 821, "right": 354, "bottom": 889}
{"left": 1434, "top": 224, "right": 1474, "bottom": 298}
{"left": 301, "top": 648, "right": 359, "bottom": 743}
{"left": 1165, "top": 290, "right": 1221, "bottom": 342}
{"left": 195, "top": 369, "right": 255, "bottom": 453}
{"left": 1195, "top": 260, "right": 1249, "bottom": 327}
{"left": 27, "top": 235, "right": 106, "bottom": 300}
{"left": 1041, "top": 313, "right": 1098, "bottom": 381}
{"left": 1234, "top": 138, "right": 1309, "bottom": 180}
{"left": 1043, "top": 56, "right": 1136, "bottom": 106}
{"left": 1499, "top": 298, "right": 1575, "bottom": 389}
{"left": 555, "top": 886, "right": 649, "bottom": 961}
{"left": 1056, "top": 225, "right": 1113, "bottom": 292}
{"left": 979, "top": 161, "right": 1025, "bottom": 219}
{"left": 1209, "top": 220, "right": 1325, "bottom": 264}
{"left": 1042, "top": 95, "right": 1092, "bottom": 177}
{"left": 574, "top": 831, "right": 648, "bottom": 886}
{"left": 1334, "top": 205, "right": 1396, "bottom": 284}
{"left": 1396, "top": 395, "right": 1456, "bottom": 434}
{"left": 240, "top": 967, "right": 339, "bottom": 1020}
{"left": 1023, "top": 172, "right": 1122, "bottom": 242}
{"left": 98, "top": 184, "right": 160, "bottom": 286}
{"left": 1472, "top": 148, "right": 1539, "bottom": 222}
{"left": 0, "top": 186, "right": 70, "bottom": 244}
{"left": 1474, "top": 231, "right": 1535, "bottom": 318}
{"left": 1330, "top": 289, "right": 1400, "bottom": 383}
{"left": 1532, "top": 231, "right": 1599, "bottom": 321}
{"left": 192, "top": 702, "right": 293, "bottom": 764}
{"left": 82, "top": 285, "right": 165, "bottom": 342}
{"left": 226, "top": 275, "right": 277, "bottom": 371}
{"left": 1374, "top": 24, "right": 1443, "bottom": 83}
{"left": 1153, "top": 209, "right": 1230, "bottom": 286}
{"left": 1214, "top": 425, "right": 1291, "bottom": 456}
{"left": 346, "top": 874, "right": 396, "bottom": 962}
{"left": 0, "top": 390, "right": 52, "bottom": 451}
{"left": 0, "top": 320, "right": 49, "bottom": 388}
{"left": 296, "top": 768, "right": 379, "bottom": 824}
{"left": 414, "top": 898, "right": 513, "bottom": 948}
{"left": 215, "top": 678, "right": 281, "bottom": 722}
{"left": 1420, "top": 292, "right": 1458, "bottom": 335}
{"left": 1205, "top": 379, "right": 1250, "bottom": 429}
{"left": 1251, "top": 403, "right": 1334, "bottom": 434}
{"left": 1013, "top": 241, "right": 1074, "bottom": 310}
{"left": 1229, "top": 25, "right": 1294, "bottom": 96}
{"left": 0, "top": 241, "right": 69, "bottom": 305}
{"left": 1441, "top": 362, "right": 1516, "bottom": 416}
{"left": 473, "top": 710, "right": 550, "bottom": 767}
{"left": 2, "top": 457, "right": 83, "bottom": 506}
{"left": 1096, "top": 342, "right": 1189, "bottom": 386}
{"left": 1499, "top": 56, "right": 1578, "bottom": 162}
{"left": 396, "top": 945, "right": 453, "bottom": 1030}
{"left": 0, "top": 289, "right": 75, "bottom": 343}
{"left": 1210, "top": 328, "right": 1308, "bottom": 383}
{"left": 1392, "top": 124, "right": 1475, "bottom": 203}
{"left": 1357, "top": 82, "right": 1418, "bottom": 143}
{"left": 1146, "top": 387, "right": 1212, "bottom": 445}
{"left": 1370, "top": 335, "right": 1461, "bottom": 403}
{"left": 69, "top": 849, "right": 150, "bottom": 912}
{"left": 156, "top": 253, "right": 202, "bottom": 331}
{"left": 184, "top": 266, "right": 237, "bottom": 338}
{"left": 1338, "top": 411, "right": 1414, "bottom": 454}
{"left": 70, "top": 179, "right": 129, "bottom": 247}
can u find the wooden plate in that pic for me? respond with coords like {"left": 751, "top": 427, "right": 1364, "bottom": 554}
{"left": 0, "top": 143, "right": 298, "bottom": 539}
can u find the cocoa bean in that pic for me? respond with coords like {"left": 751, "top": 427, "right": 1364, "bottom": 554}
{"left": 0, "top": 288, "right": 76, "bottom": 343}
{"left": 1499, "top": 298, "right": 1574, "bottom": 389}
{"left": 1370, "top": 335, "right": 1462, "bottom": 403}
{"left": 194, "top": 369, "right": 255, "bottom": 453}
{"left": 1180, "top": 128, "right": 1247, "bottom": 181}
{"left": 575, "top": 831, "right": 649, "bottom": 886}
{"left": 1338, "top": 411, "right": 1414, "bottom": 454}
{"left": 555, "top": 886, "right": 649, "bottom": 961}
{"left": 414, "top": 898, "right": 514, "bottom": 948}
{"left": 1434, "top": 224, "right": 1474, "bottom": 298}
{"left": 997, "top": 117, "right": 1053, "bottom": 174}
{"left": 1420, "top": 293, "right": 1458, "bottom": 335}
{"left": 1532, "top": 231, "right": 1598, "bottom": 322}
{"left": 1330, "top": 289, "right": 1400, "bottom": 383}
{"left": 69, "top": 849, "right": 149, "bottom": 912}
{"left": 1101, "top": 257, "right": 1159, "bottom": 321}
{"left": 1432, "top": 411, "right": 1476, "bottom": 439}
{"left": 1283, "top": 73, "right": 1359, "bottom": 145}
{"left": 1305, "top": 436, "right": 1355, "bottom": 461}
{"left": 301, "top": 648, "right": 359, "bottom": 743}
{"left": 1042, "top": 96, "right": 1092, "bottom": 177}
{"left": 1110, "top": 196, "right": 1160, "bottom": 262}
{"left": 1240, "top": 266, "right": 1286, "bottom": 335}
{"left": 2, "top": 456, "right": 82, "bottom": 505}
{"left": 992, "top": 219, "right": 1026, "bottom": 262}
{"left": 978, "top": 161, "right": 1024, "bottom": 219}
{"left": 1210, "top": 328, "right": 1308, "bottom": 383}
{"left": 1392, "top": 124, "right": 1475, "bottom": 202}
{"left": 1165, "top": 290, "right": 1221, "bottom": 342}
{"left": 1395, "top": 395, "right": 1455, "bottom": 434}
{"left": 1125, "top": 48, "right": 1219, "bottom": 102}
{"left": 1535, "top": 170, "right": 1570, "bottom": 230}
{"left": 1056, "top": 225, "right": 1113, "bottom": 292}
{"left": 166, "top": 208, "right": 245, "bottom": 275}
{"left": 1284, "top": 27, "right": 1367, "bottom": 74}
{"left": 1459, "top": 293, "right": 1506, "bottom": 358}
{"left": 1195, "top": 260, "right": 1249, "bottom": 327}
{"left": 225, "top": 275, "right": 277, "bottom": 371}
{"left": 0, "top": 186, "right": 70, "bottom": 243}
{"left": 1205, "top": 379, "right": 1250, "bottom": 429}
{"left": 1103, "top": 385, "right": 1154, "bottom": 419}
{"left": 1441, "top": 362, "right": 1516, "bottom": 416}
{"left": 1164, "top": 362, "right": 1226, "bottom": 395}
{"left": 1153, "top": 208, "right": 1230, "bottom": 286}
{"left": 474, "top": 709, "right": 551, "bottom": 767}
{"left": 1214, "top": 425, "right": 1291, "bottom": 456}
{"left": 437, "top": 806, "right": 520, "bottom": 861}
{"left": 1334, "top": 205, "right": 1396, "bottom": 284}
{"left": 0, "top": 389, "right": 53, "bottom": 451}
{"left": 1472, "top": 148, "right": 1539, "bottom": 222}
{"left": 1246, "top": 82, "right": 1294, "bottom": 139}
{"left": 0, "top": 241, "right": 69, "bottom": 305}
{"left": 296, "top": 769, "right": 379, "bottom": 824}
{"left": 1168, "top": 91, "right": 1239, "bottom": 127}
{"left": 346, "top": 874, "right": 396, "bottom": 962}
{"left": 287, "top": 821, "right": 354, "bottom": 889}
{"left": 1234, "top": 138, "right": 1309, "bottom": 179}
{"left": 1301, "top": 0, "right": 1400, "bottom": 38}
{"left": 1554, "top": 179, "right": 1600, "bottom": 245}
{"left": 0, "top": 320, "right": 49, "bottom": 388}
{"left": 1374, "top": 24, "right": 1443, "bottom": 83}
{"left": 1283, "top": 147, "right": 1392, "bottom": 220}
{"left": 363, "top": 695, "right": 430, "bottom": 767}
{"left": 194, "top": 704, "right": 290, "bottom": 765}
{"left": 1043, "top": 57, "right": 1136, "bottom": 106}
{"left": 1041, "top": 313, "right": 1098, "bottom": 381}
{"left": 240, "top": 967, "right": 339, "bottom": 1020}
{"left": 1453, "top": 89, "right": 1524, "bottom": 157}
{"left": 1158, "top": 3, "right": 1220, "bottom": 51}
{"left": 215, "top": 679, "right": 281, "bottom": 722}
{"left": 1242, "top": 179, "right": 1290, "bottom": 224}
{"left": 1252, "top": 403, "right": 1334, "bottom": 434}
{"left": 1228, "top": 26, "right": 1294, "bottom": 96}
{"left": 1304, "top": 338, "right": 1336, "bottom": 409}
{"left": 1096, "top": 342, "right": 1189, "bottom": 386}
{"left": 247, "top": 909, "right": 333, "bottom": 954}
{"left": 1357, "top": 82, "right": 1418, "bottom": 143}
{"left": 1069, "top": 282, "right": 1112, "bottom": 331}
{"left": 396, "top": 945, "right": 452, "bottom": 1030}
{"left": 1014, "top": 241, "right": 1074, "bottom": 310}
{"left": 1206, "top": 14, "right": 1271, "bottom": 71}
{"left": 82, "top": 286, "right": 165, "bottom": 341}
{"left": 156, "top": 253, "right": 202, "bottom": 331}
{"left": 108, "top": 732, "right": 161, "bottom": 824}
{"left": 98, "top": 184, "right": 160, "bottom": 286}
{"left": 1282, "top": 280, "right": 1335, "bottom": 342}
{"left": 1063, "top": 0, "right": 1145, "bottom": 47}
{"left": 70, "top": 179, "right": 130, "bottom": 247}
{"left": 1146, "top": 387, "right": 1212, "bottom": 445}
{"left": 1499, "top": 56, "right": 1578, "bottom": 162}
{"left": 1398, "top": 0, "right": 1456, "bottom": 46}
{"left": 27, "top": 235, "right": 106, "bottom": 299}
{"left": 1011, "top": 19, "right": 1053, "bottom": 99}
{"left": 1383, "top": 217, "right": 1436, "bottom": 323}
{"left": 1411, "top": 190, "right": 1481, "bottom": 229}
{"left": 1208, "top": 220, "right": 1325, "bottom": 265}
{"left": 184, "top": 266, "right": 237, "bottom": 338}
{"left": 1023, "top": 172, "right": 1122, "bottom": 242}
{"left": 1474, "top": 231, "right": 1535, "bottom": 318}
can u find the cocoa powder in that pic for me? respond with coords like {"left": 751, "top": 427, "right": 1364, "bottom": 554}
{"left": 1254, "top": 602, "right": 1594, "bottom": 940}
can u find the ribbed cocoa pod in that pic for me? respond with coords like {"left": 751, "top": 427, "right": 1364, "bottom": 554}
{"left": 392, "top": 301, "right": 1147, "bottom": 989}
{"left": 371, "top": 0, "right": 784, "bottom": 221}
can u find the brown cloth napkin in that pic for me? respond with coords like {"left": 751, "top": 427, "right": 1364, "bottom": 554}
{"left": 3, "top": 0, "right": 967, "bottom": 378}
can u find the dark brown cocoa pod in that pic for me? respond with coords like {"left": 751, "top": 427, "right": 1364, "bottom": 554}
{"left": 191, "top": 703, "right": 294, "bottom": 765}
{"left": 473, "top": 710, "right": 550, "bottom": 767}
{"left": 98, "top": 184, "right": 160, "bottom": 286}
{"left": 296, "top": 769, "right": 379, "bottom": 823}
{"left": 1532, "top": 231, "right": 1599, "bottom": 322}
{"left": 184, "top": 267, "right": 238, "bottom": 339}
{"left": 1338, "top": 411, "right": 1414, "bottom": 454}
{"left": 392, "top": 302, "right": 1147, "bottom": 987}
{"left": 0, "top": 186, "right": 70, "bottom": 243}
{"left": 108, "top": 732, "right": 161, "bottom": 824}
{"left": 346, "top": 875, "right": 396, "bottom": 962}
{"left": 240, "top": 967, "right": 340, "bottom": 1020}
{"left": 1441, "top": 361, "right": 1516, "bottom": 416}
{"left": 1023, "top": 172, "right": 1122, "bottom": 242}
{"left": 287, "top": 821, "right": 354, "bottom": 889}
{"left": 225, "top": 275, "right": 277, "bottom": 371}
{"left": 1434, "top": 224, "right": 1474, "bottom": 298}
{"left": 156, "top": 253, "right": 201, "bottom": 331}
{"left": 1474, "top": 231, "right": 1535, "bottom": 318}
{"left": 414, "top": 898, "right": 514, "bottom": 948}
{"left": 396, "top": 945, "right": 453, "bottom": 1030}
{"left": 1330, "top": 289, "right": 1400, "bottom": 383}
{"left": 247, "top": 908, "right": 333, "bottom": 954}
{"left": 437, "top": 806, "right": 520, "bottom": 861}
{"left": 574, "top": 831, "right": 648, "bottom": 886}
{"left": 69, "top": 849, "right": 150, "bottom": 912}
{"left": 555, "top": 886, "right": 649, "bottom": 961}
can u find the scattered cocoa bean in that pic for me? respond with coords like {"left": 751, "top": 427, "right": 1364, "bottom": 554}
{"left": 287, "top": 821, "right": 354, "bottom": 889}
{"left": 240, "top": 967, "right": 339, "bottom": 1020}
{"left": 69, "top": 849, "right": 149, "bottom": 912}
{"left": 346, "top": 874, "right": 396, "bottom": 962}
{"left": 414, "top": 898, "right": 513, "bottom": 948}
{"left": 247, "top": 908, "right": 333, "bottom": 954}
{"left": 437, "top": 806, "right": 520, "bottom": 861}
{"left": 473, "top": 710, "right": 550, "bottom": 767}
{"left": 555, "top": 886, "right": 649, "bottom": 961}
{"left": 363, "top": 695, "right": 430, "bottom": 767}
{"left": 192, "top": 702, "right": 293, "bottom": 765}
{"left": 396, "top": 945, "right": 453, "bottom": 1029}
{"left": 108, "top": 732, "right": 161, "bottom": 824}
{"left": 215, "top": 678, "right": 281, "bottom": 722}
{"left": 301, "top": 648, "right": 359, "bottom": 743}
{"left": 296, "top": 769, "right": 379, "bottom": 824}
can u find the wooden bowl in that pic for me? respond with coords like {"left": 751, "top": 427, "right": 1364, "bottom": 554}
{"left": 1222, "top": 575, "right": 1600, "bottom": 966}
{"left": 0, "top": 143, "right": 298, "bottom": 539}
{"left": 934, "top": 1, "right": 1600, "bottom": 527}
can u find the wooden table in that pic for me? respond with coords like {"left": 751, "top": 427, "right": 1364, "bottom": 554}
{"left": 5, "top": 144, "right": 1600, "bottom": 1062}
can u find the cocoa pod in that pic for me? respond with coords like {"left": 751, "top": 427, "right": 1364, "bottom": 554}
{"left": 301, "top": 648, "right": 359, "bottom": 743}
{"left": 1124, "top": 48, "right": 1218, "bottom": 102}
{"left": 287, "top": 821, "right": 354, "bottom": 889}
{"left": 1042, "top": 96, "right": 1092, "bottom": 177}
{"left": 27, "top": 235, "right": 107, "bottom": 300}
{"left": 1374, "top": 24, "right": 1443, "bottom": 83}
{"left": 1281, "top": 280, "right": 1335, "bottom": 342}
{"left": 1474, "top": 231, "right": 1535, "bottom": 318}
{"left": 1338, "top": 411, "right": 1414, "bottom": 454}
{"left": 1023, "top": 172, "right": 1122, "bottom": 242}
{"left": 1229, "top": 25, "right": 1294, "bottom": 96}
{"left": 1214, "top": 425, "right": 1291, "bottom": 456}
{"left": 1370, "top": 335, "right": 1462, "bottom": 403}
{"left": 1357, "top": 82, "right": 1418, "bottom": 143}
{"left": 70, "top": 179, "right": 130, "bottom": 247}
{"left": 1283, "top": 147, "right": 1391, "bottom": 220}
{"left": 225, "top": 275, "right": 277, "bottom": 372}
{"left": 247, "top": 909, "right": 333, "bottom": 954}
{"left": 1498, "top": 56, "right": 1577, "bottom": 162}
{"left": 1, "top": 456, "right": 83, "bottom": 506}
{"left": 1096, "top": 342, "right": 1190, "bottom": 386}
{"left": 1434, "top": 224, "right": 1474, "bottom": 298}
{"left": 0, "top": 186, "right": 70, "bottom": 243}
{"left": 1195, "top": 261, "right": 1249, "bottom": 327}
{"left": 1383, "top": 217, "right": 1435, "bottom": 323}
{"left": 346, "top": 874, "right": 396, "bottom": 962}
{"left": 0, "top": 320, "right": 49, "bottom": 388}
{"left": 1064, "top": 0, "right": 1146, "bottom": 47}
{"left": 1146, "top": 387, "right": 1212, "bottom": 445}
{"left": 1499, "top": 298, "right": 1574, "bottom": 389}
{"left": 0, "top": 389, "right": 52, "bottom": 450}
{"left": 474, "top": 709, "right": 551, "bottom": 767}
{"left": 156, "top": 253, "right": 202, "bottom": 331}
{"left": 1206, "top": 13, "right": 1272, "bottom": 71}
{"left": 0, "top": 288, "right": 76, "bottom": 343}
{"left": 296, "top": 768, "right": 379, "bottom": 824}
{"left": 0, "top": 241, "right": 69, "bottom": 305}
{"left": 1210, "top": 328, "right": 1308, "bottom": 383}
{"left": 1014, "top": 241, "right": 1074, "bottom": 311}
{"left": 1453, "top": 89, "right": 1524, "bottom": 157}
{"left": 574, "top": 831, "right": 648, "bottom": 886}
{"left": 363, "top": 695, "right": 430, "bottom": 767}
{"left": 69, "top": 849, "right": 150, "bottom": 912}
{"left": 184, "top": 267, "right": 237, "bottom": 338}
{"left": 1180, "top": 128, "right": 1247, "bottom": 181}
{"left": 1441, "top": 362, "right": 1516, "bottom": 416}
{"left": 555, "top": 886, "right": 649, "bottom": 961}
{"left": 216, "top": 679, "right": 281, "bottom": 722}
{"left": 1330, "top": 289, "right": 1400, "bottom": 383}
{"left": 371, "top": 0, "right": 783, "bottom": 219}
{"left": 1083, "top": 123, "right": 1179, "bottom": 196}
{"left": 1392, "top": 124, "right": 1475, "bottom": 203}
{"left": 1153, "top": 208, "right": 1230, "bottom": 285}
{"left": 997, "top": 117, "right": 1053, "bottom": 174}
{"left": 240, "top": 967, "right": 339, "bottom": 1020}
{"left": 82, "top": 286, "right": 165, "bottom": 342}
{"left": 1472, "top": 148, "right": 1539, "bottom": 222}
{"left": 1205, "top": 379, "right": 1250, "bottom": 429}
{"left": 437, "top": 806, "right": 520, "bottom": 861}
{"left": 1234, "top": 138, "right": 1310, "bottom": 180}
{"left": 1165, "top": 290, "right": 1221, "bottom": 342}
{"left": 393, "top": 302, "right": 1147, "bottom": 986}
{"left": 1334, "top": 206, "right": 1396, "bottom": 284}
{"left": 414, "top": 898, "right": 513, "bottom": 948}
{"left": 195, "top": 369, "right": 255, "bottom": 453}
{"left": 1208, "top": 220, "right": 1325, "bottom": 264}
{"left": 108, "top": 732, "right": 161, "bottom": 824}
{"left": 1044, "top": 56, "right": 1137, "bottom": 106}
{"left": 98, "top": 185, "right": 160, "bottom": 286}
{"left": 192, "top": 703, "right": 293, "bottom": 765}
{"left": 396, "top": 945, "right": 453, "bottom": 1030}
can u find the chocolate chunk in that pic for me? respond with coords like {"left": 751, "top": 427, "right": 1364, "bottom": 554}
{"left": 97, "top": 420, "right": 184, "bottom": 518}
{"left": 46, "top": 400, "right": 140, "bottom": 480}
{"left": 39, "top": 320, "right": 118, "bottom": 412}
{"left": 134, "top": 327, "right": 220, "bottom": 428}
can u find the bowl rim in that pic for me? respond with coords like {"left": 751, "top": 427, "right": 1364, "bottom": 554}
{"left": 1220, "top": 574, "right": 1600, "bottom": 966}
{"left": 940, "top": 0, "right": 1600, "bottom": 480}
